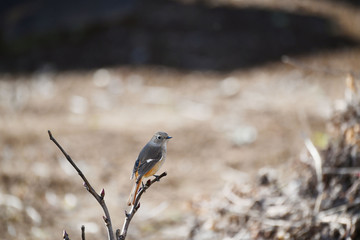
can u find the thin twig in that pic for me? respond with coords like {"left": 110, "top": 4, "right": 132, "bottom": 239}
{"left": 118, "top": 172, "right": 167, "bottom": 240}
{"left": 48, "top": 130, "right": 115, "bottom": 240}
{"left": 81, "top": 225, "right": 85, "bottom": 240}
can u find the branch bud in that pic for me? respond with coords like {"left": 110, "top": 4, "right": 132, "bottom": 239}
{"left": 135, "top": 202, "right": 141, "bottom": 210}
{"left": 100, "top": 188, "right": 105, "bottom": 199}
{"left": 63, "top": 230, "right": 70, "bottom": 240}
{"left": 102, "top": 215, "right": 109, "bottom": 225}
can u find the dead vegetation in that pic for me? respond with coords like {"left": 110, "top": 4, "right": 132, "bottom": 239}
{"left": 188, "top": 75, "right": 360, "bottom": 239}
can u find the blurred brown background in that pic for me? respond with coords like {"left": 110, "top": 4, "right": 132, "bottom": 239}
{"left": 0, "top": 0, "right": 360, "bottom": 239}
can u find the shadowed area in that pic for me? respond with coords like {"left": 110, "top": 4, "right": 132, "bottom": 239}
{"left": 0, "top": 0, "right": 358, "bottom": 72}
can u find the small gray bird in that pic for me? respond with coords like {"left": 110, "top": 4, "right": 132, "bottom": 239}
{"left": 127, "top": 132, "right": 172, "bottom": 206}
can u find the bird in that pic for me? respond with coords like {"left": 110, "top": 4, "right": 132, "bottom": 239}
{"left": 127, "top": 131, "right": 172, "bottom": 206}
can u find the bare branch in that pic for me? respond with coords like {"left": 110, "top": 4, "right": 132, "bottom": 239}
{"left": 48, "top": 130, "right": 115, "bottom": 240}
{"left": 118, "top": 172, "right": 167, "bottom": 240}
{"left": 81, "top": 225, "right": 85, "bottom": 240}
{"left": 116, "top": 229, "right": 120, "bottom": 240}
{"left": 49, "top": 130, "right": 168, "bottom": 240}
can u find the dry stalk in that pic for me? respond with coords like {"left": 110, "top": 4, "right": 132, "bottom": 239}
{"left": 303, "top": 134, "right": 324, "bottom": 214}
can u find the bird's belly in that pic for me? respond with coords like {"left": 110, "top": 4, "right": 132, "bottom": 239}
{"left": 144, "top": 158, "right": 165, "bottom": 177}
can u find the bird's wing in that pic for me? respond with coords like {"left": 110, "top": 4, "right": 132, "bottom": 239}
{"left": 131, "top": 143, "right": 163, "bottom": 179}
{"left": 136, "top": 143, "right": 163, "bottom": 178}
{"left": 130, "top": 157, "right": 140, "bottom": 179}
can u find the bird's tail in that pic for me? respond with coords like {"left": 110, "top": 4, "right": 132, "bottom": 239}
{"left": 127, "top": 177, "right": 142, "bottom": 206}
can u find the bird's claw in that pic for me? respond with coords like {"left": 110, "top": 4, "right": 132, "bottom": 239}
{"left": 153, "top": 174, "right": 161, "bottom": 181}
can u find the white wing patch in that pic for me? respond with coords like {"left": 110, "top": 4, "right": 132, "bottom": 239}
{"left": 146, "top": 156, "right": 163, "bottom": 163}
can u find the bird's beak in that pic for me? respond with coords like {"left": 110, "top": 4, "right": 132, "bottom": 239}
{"left": 166, "top": 136, "right": 172, "bottom": 139}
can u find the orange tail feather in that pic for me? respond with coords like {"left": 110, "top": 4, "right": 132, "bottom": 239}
{"left": 127, "top": 177, "right": 142, "bottom": 206}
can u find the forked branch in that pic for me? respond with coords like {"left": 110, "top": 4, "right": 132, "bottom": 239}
{"left": 48, "top": 130, "right": 168, "bottom": 240}
{"left": 48, "top": 130, "right": 115, "bottom": 240}
{"left": 118, "top": 172, "right": 167, "bottom": 240}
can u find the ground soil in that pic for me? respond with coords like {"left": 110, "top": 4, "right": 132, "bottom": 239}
{"left": 1, "top": 1, "right": 360, "bottom": 240}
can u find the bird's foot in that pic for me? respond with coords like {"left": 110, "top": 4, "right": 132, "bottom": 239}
{"left": 153, "top": 174, "right": 161, "bottom": 182}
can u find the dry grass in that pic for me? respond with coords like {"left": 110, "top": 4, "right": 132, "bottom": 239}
{"left": 1, "top": 1, "right": 360, "bottom": 239}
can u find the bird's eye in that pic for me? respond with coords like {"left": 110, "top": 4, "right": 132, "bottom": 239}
{"left": 157, "top": 136, "right": 162, "bottom": 140}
